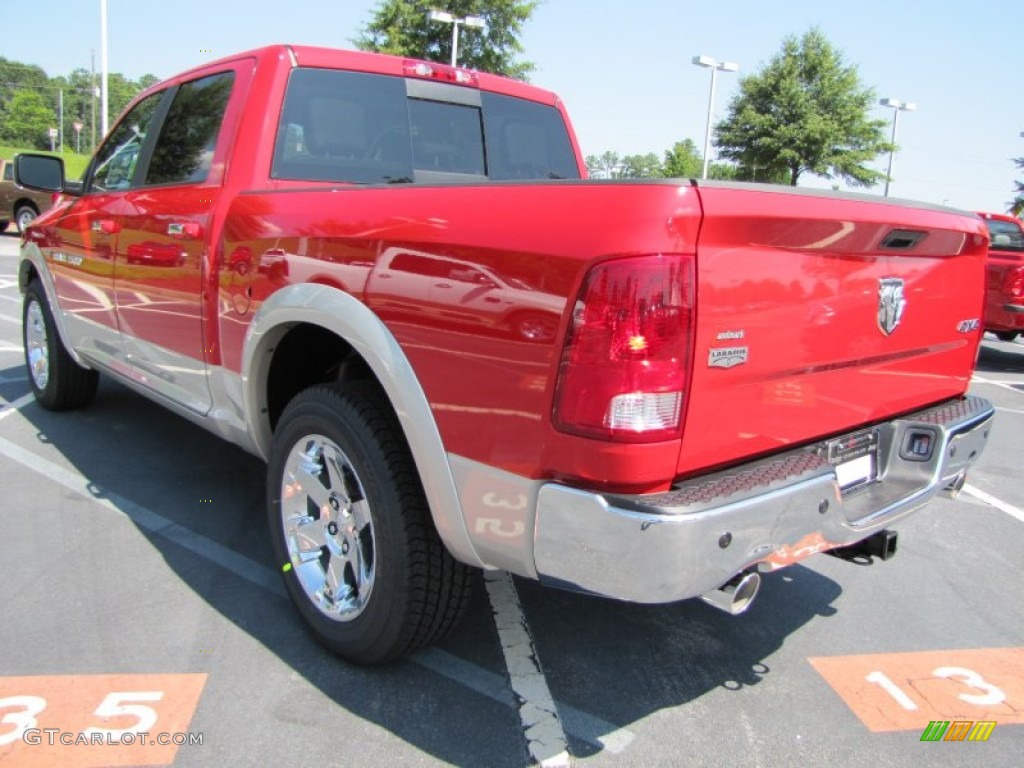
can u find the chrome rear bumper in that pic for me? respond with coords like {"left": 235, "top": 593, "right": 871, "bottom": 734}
{"left": 533, "top": 395, "right": 994, "bottom": 603}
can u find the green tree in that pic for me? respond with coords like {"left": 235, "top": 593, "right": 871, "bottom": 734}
{"left": 1011, "top": 157, "right": 1024, "bottom": 216}
{"left": 585, "top": 151, "right": 621, "bottom": 179}
{"left": 0, "top": 57, "right": 48, "bottom": 104}
{"left": 0, "top": 90, "right": 53, "bottom": 148}
{"left": 662, "top": 139, "right": 702, "bottom": 178}
{"left": 714, "top": 28, "right": 892, "bottom": 187}
{"left": 620, "top": 152, "right": 662, "bottom": 178}
{"left": 355, "top": 0, "right": 538, "bottom": 79}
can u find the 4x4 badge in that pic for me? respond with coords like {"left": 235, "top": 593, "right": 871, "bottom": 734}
{"left": 877, "top": 277, "right": 906, "bottom": 336}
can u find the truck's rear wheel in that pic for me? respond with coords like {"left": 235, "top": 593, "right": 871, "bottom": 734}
{"left": 994, "top": 331, "right": 1019, "bottom": 342}
{"left": 266, "top": 382, "right": 478, "bottom": 664}
{"left": 23, "top": 280, "right": 99, "bottom": 410}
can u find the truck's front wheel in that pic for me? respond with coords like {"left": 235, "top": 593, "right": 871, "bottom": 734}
{"left": 266, "top": 383, "right": 478, "bottom": 664}
{"left": 23, "top": 280, "right": 99, "bottom": 410}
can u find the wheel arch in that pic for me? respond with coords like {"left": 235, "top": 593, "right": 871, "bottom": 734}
{"left": 18, "top": 244, "right": 91, "bottom": 368}
{"left": 15, "top": 198, "right": 40, "bottom": 215}
{"left": 242, "top": 283, "right": 484, "bottom": 569}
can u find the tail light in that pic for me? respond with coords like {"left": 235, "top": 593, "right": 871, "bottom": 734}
{"left": 403, "top": 59, "right": 479, "bottom": 86}
{"left": 553, "top": 254, "right": 695, "bottom": 442}
{"left": 1005, "top": 266, "right": 1024, "bottom": 303}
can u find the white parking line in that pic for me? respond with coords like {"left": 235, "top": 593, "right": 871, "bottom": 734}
{"left": 0, "top": 431, "right": 634, "bottom": 755}
{"left": 486, "top": 570, "right": 570, "bottom": 766}
{"left": 962, "top": 484, "right": 1024, "bottom": 524}
{"left": 995, "top": 406, "right": 1024, "bottom": 416}
{"left": 0, "top": 392, "right": 34, "bottom": 421}
{"left": 0, "top": 312, "right": 20, "bottom": 326}
{"left": 972, "top": 375, "right": 1023, "bottom": 393}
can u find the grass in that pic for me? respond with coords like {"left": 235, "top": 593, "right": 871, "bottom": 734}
{"left": 0, "top": 144, "right": 91, "bottom": 181}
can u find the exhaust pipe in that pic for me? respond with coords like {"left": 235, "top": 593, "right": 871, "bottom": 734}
{"left": 700, "top": 570, "right": 761, "bottom": 615}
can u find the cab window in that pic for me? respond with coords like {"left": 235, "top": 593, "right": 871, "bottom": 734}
{"left": 145, "top": 72, "right": 235, "bottom": 186}
{"left": 986, "top": 219, "right": 1024, "bottom": 252}
{"left": 88, "top": 93, "right": 162, "bottom": 193}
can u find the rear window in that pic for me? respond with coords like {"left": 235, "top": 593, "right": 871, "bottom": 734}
{"left": 985, "top": 218, "right": 1024, "bottom": 252}
{"left": 272, "top": 67, "right": 579, "bottom": 184}
{"left": 481, "top": 91, "right": 580, "bottom": 180}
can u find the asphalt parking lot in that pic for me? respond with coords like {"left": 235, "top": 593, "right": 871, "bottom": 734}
{"left": 0, "top": 229, "right": 1022, "bottom": 767}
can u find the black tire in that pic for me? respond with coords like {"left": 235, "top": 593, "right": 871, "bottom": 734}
{"left": 266, "top": 382, "right": 478, "bottom": 664}
{"left": 23, "top": 280, "right": 99, "bottom": 410}
{"left": 15, "top": 205, "right": 37, "bottom": 234}
{"left": 0, "top": 219, "right": 9, "bottom": 233}
{"left": 994, "top": 331, "right": 1019, "bottom": 343}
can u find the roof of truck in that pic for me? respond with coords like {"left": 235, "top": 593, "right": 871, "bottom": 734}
{"left": 151, "top": 44, "right": 563, "bottom": 107}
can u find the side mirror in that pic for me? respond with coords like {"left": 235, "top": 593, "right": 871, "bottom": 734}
{"left": 14, "top": 153, "right": 65, "bottom": 193}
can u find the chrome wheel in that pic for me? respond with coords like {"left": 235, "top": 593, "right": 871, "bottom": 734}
{"left": 15, "top": 206, "right": 36, "bottom": 233}
{"left": 280, "top": 433, "right": 375, "bottom": 621}
{"left": 25, "top": 299, "right": 50, "bottom": 390}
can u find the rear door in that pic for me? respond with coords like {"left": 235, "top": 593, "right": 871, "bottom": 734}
{"left": 115, "top": 66, "right": 247, "bottom": 413}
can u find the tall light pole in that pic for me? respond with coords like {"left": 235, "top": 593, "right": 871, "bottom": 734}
{"left": 879, "top": 97, "right": 916, "bottom": 197}
{"left": 428, "top": 10, "right": 486, "bottom": 67}
{"left": 692, "top": 55, "right": 738, "bottom": 179}
{"left": 100, "top": 0, "right": 109, "bottom": 137}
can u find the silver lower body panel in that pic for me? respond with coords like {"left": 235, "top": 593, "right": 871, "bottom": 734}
{"left": 533, "top": 395, "right": 994, "bottom": 603}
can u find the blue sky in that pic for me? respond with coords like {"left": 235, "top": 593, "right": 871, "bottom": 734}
{"left": 5, "top": 0, "right": 1022, "bottom": 211}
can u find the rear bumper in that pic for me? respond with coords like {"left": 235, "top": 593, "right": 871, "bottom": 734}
{"left": 533, "top": 395, "right": 994, "bottom": 603}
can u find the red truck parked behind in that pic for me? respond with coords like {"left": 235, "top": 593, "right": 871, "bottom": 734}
{"left": 16, "top": 45, "right": 994, "bottom": 663}
{"left": 977, "top": 211, "right": 1024, "bottom": 342}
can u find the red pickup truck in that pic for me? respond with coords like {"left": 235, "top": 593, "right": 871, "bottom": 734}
{"left": 16, "top": 45, "right": 994, "bottom": 664}
{"left": 977, "top": 211, "right": 1024, "bottom": 342}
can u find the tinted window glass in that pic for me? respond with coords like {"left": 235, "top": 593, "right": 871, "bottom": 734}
{"left": 273, "top": 68, "right": 412, "bottom": 184}
{"left": 89, "top": 93, "right": 162, "bottom": 192}
{"left": 271, "top": 68, "right": 579, "bottom": 184}
{"left": 146, "top": 72, "right": 234, "bottom": 186}
{"left": 3, "top": 163, "right": 12, "bottom": 181}
{"left": 408, "top": 99, "right": 484, "bottom": 175}
{"left": 481, "top": 92, "right": 580, "bottom": 180}
{"left": 986, "top": 219, "right": 1024, "bottom": 252}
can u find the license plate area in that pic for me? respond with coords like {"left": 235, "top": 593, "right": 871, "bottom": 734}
{"left": 825, "top": 429, "right": 879, "bottom": 494}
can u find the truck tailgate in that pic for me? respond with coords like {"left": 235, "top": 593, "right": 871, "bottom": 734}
{"left": 680, "top": 184, "right": 988, "bottom": 476}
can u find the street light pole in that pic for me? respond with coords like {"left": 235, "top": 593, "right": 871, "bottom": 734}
{"left": 427, "top": 10, "right": 486, "bottom": 67}
{"left": 879, "top": 97, "right": 917, "bottom": 197}
{"left": 100, "top": 0, "right": 109, "bottom": 137}
{"left": 692, "top": 55, "right": 738, "bottom": 179}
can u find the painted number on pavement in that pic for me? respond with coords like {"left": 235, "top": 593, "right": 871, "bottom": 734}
{"left": 809, "top": 648, "right": 1024, "bottom": 732}
{"left": 0, "top": 674, "right": 207, "bottom": 767}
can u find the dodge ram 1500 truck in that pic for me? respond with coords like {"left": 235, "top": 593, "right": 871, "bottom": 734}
{"left": 977, "top": 211, "right": 1024, "bottom": 342}
{"left": 16, "top": 45, "right": 995, "bottom": 664}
